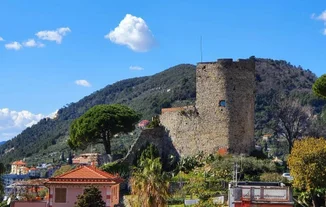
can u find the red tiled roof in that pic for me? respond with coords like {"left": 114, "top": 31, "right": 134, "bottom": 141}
{"left": 13, "top": 179, "right": 49, "bottom": 186}
{"left": 12, "top": 160, "right": 26, "bottom": 165}
{"left": 138, "top": 120, "right": 150, "bottom": 127}
{"left": 44, "top": 165, "right": 124, "bottom": 185}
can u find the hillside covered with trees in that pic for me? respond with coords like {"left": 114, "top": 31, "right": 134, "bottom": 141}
{"left": 0, "top": 57, "right": 325, "bottom": 168}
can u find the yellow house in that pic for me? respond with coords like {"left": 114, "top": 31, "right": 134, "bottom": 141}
{"left": 10, "top": 160, "right": 28, "bottom": 175}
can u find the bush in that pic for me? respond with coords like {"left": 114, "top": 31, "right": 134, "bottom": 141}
{"left": 101, "top": 161, "right": 130, "bottom": 178}
{"left": 194, "top": 199, "right": 223, "bottom": 207}
{"left": 210, "top": 155, "right": 277, "bottom": 181}
{"left": 239, "top": 157, "right": 277, "bottom": 181}
{"left": 132, "top": 143, "right": 160, "bottom": 167}
{"left": 167, "top": 197, "right": 184, "bottom": 205}
{"left": 250, "top": 149, "right": 268, "bottom": 159}
{"left": 260, "top": 172, "right": 283, "bottom": 182}
{"left": 147, "top": 116, "right": 160, "bottom": 128}
{"left": 178, "top": 153, "right": 206, "bottom": 174}
{"left": 0, "top": 201, "right": 9, "bottom": 207}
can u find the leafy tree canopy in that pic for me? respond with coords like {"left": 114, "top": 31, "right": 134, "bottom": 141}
{"left": 74, "top": 186, "right": 106, "bottom": 207}
{"left": 68, "top": 104, "right": 141, "bottom": 154}
{"left": 288, "top": 137, "right": 326, "bottom": 207}
{"left": 313, "top": 75, "right": 326, "bottom": 99}
{"left": 101, "top": 161, "right": 130, "bottom": 179}
{"left": 288, "top": 137, "right": 326, "bottom": 191}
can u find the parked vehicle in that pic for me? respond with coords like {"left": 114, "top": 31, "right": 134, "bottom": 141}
{"left": 282, "top": 173, "right": 293, "bottom": 181}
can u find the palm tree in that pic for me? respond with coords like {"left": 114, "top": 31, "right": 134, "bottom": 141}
{"left": 129, "top": 157, "right": 169, "bottom": 207}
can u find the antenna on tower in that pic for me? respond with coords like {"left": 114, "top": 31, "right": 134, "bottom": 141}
{"left": 200, "top": 36, "right": 203, "bottom": 62}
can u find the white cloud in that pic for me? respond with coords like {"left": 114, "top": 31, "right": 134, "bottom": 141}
{"left": 22, "top": 39, "right": 45, "bottom": 48}
{"left": 312, "top": 10, "right": 326, "bottom": 35}
{"left": 47, "top": 110, "right": 59, "bottom": 119}
{"left": 316, "top": 10, "right": 326, "bottom": 21}
{"left": 75, "top": 80, "right": 91, "bottom": 87}
{"left": 0, "top": 108, "right": 45, "bottom": 141}
{"left": 129, "top": 65, "right": 144, "bottom": 70}
{"left": 105, "top": 14, "right": 155, "bottom": 52}
{"left": 0, "top": 37, "right": 4, "bottom": 41}
{"left": 5, "top": 42, "right": 22, "bottom": 50}
{"left": 36, "top": 27, "right": 71, "bottom": 44}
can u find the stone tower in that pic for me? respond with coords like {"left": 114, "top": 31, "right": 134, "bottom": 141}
{"left": 160, "top": 58, "right": 255, "bottom": 156}
{"left": 196, "top": 59, "right": 255, "bottom": 154}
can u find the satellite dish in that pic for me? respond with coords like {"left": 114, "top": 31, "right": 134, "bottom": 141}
{"left": 7, "top": 197, "right": 11, "bottom": 205}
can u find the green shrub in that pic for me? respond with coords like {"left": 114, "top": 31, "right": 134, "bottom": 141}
{"left": 132, "top": 143, "right": 160, "bottom": 167}
{"left": 147, "top": 116, "right": 160, "bottom": 128}
{"left": 101, "top": 161, "right": 130, "bottom": 178}
{"left": 194, "top": 198, "right": 223, "bottom": 207}
{"left": 260, "top": 172, "right": 283, "bottom": 182}
{"left": 250, "top": 149, "right": 268, "bottom": 159}
{"left": 167, "top": 197, "right": 184, "bottom": 205}
{"left": 0, "top": 201, "right": 9, "bottom": 207}
{"left": 178, "top": 154, "right": 205, "bottom": 174}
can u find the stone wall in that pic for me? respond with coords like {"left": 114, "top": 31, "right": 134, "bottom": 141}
{"left": 159, "top": 106, "right": 203, "bottom": 156}
{"left": 122, "top": 126, "right": 179, "bottom": 165}
{"left": 160, "top": 59, "right": 255, "bottom": 157}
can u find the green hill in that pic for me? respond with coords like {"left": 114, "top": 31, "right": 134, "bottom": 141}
{"left": 0, "top": 57, "right": 324, "bottom": 168}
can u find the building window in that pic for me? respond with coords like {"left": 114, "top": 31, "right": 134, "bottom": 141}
{"left": 219, "top": 100, "right": 226, "bottom": 107}
{"left": 55, "top": 188, "right": 67, "bottom": 203}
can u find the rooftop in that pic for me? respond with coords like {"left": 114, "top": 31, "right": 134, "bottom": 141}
{"left": 138, "top": 120, "right": 150, "bottom": 126}
{"left": 45, "top": 165, "right": 123, "bottom": 185}
{"left": 12, "top": 160, "right": 26, "bottom": 165}
{"left": 197, "top": 58, "right": 253, "bottom": 64}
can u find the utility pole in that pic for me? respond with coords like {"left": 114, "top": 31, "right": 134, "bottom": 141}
{"left": 233, "top": 162, "right": 239, "bottom": 187}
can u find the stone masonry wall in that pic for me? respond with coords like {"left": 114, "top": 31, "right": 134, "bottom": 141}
{"left": 160, "top": 59, "right": 255, "bottom": 157}
{"left": 122, "top": 126, "right": 179, "bottom": 165}
{"left": 159, "top": 106, "right": 203, "bottom": 156}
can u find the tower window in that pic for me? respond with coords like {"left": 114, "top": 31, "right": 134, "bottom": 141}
{"left": 219, "top": 100, "right": 226, "bottom": 107}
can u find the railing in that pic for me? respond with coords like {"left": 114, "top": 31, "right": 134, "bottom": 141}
{"left": 240, "top": 186, "right": 291, "bottom": 202}
{"left": 11, "top": 201, "right": 48, "bottom": 207}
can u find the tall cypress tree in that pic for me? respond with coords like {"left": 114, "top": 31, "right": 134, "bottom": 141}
{"left": 68, "top": 152, "right": 73, "bottom": 165}
{"left": 61, "top": 151, "right": 65, "bottom": 162}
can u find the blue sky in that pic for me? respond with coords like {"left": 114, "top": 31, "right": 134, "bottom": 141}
{"left": 0, "top": 0, "right": 326, "bottom": 141}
